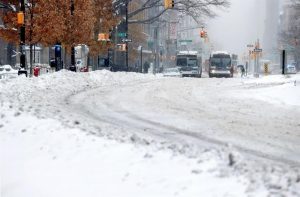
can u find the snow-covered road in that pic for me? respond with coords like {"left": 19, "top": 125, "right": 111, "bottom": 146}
{"left": 1, "top": 71, "right": 300, "bottom": 196}
{"left": 68, "top": 75, "right": 300, "bottom": 166}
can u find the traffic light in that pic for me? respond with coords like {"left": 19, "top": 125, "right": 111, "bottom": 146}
{"left": 164, "top": 0, "right": 174, "bottom": 9}
{"left": 200, "top": 31, "right": 205, "bottom": 38}
{"left": 98, "top": 33, "right": 110, "bottom": 41}
{"left": 17, "top": 12, "right": 24, "bottom": 25}
{"left": 164, "top": 0, "right": 169, "bottom": 9}
{"left": 200, "top": 30, "right": 208, "bottom": 38}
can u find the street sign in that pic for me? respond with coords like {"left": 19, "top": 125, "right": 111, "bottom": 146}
{"left": 247, "top": 44, "right": 254, "bottom": 48}
{"left": 118, "top": 32, "right": 127, "bottom": 37}
{"left": 179, "top": 40, "right": 192, "bottom": 42}
{"left": 254, "top": 48, "right": 262, "bottom": 52}
{"left": 122, "top": 38, "right": 132, "bottom": 43}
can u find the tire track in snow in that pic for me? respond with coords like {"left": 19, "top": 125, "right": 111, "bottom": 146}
{"left": 66, "top": 82, "right": 300, "bottom": 167}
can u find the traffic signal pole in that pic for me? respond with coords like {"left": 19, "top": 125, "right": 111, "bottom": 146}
{"left": 282, "top": 50, "right": 286, "bottom": 75}
{"left": 18, "top": 0, "right": 27, "bottom": 76}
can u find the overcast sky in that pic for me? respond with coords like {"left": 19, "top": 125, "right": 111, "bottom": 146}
{"left": 207, "top": 0, "right": 265, "bottom": 56}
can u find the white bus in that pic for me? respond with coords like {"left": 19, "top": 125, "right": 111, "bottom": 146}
{"left": 209, "top": 51, "right": 233, "bottom": 78}
{"left": 176, "top": 51, "right": 202, "bottom": 78}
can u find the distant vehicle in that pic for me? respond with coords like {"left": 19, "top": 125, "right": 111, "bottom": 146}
{"left": 163, "top": 67, "right": 182, "bottom": 77}
{"left": 286, "top": 64, "right": 297, "bottom": 74}
{"left": 209, "top": 51, "right": 233, "bottom": 78}
{"left": 176, "top": 51, "right": 202, "bottom": 78}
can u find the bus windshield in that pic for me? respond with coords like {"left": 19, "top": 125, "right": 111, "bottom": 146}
{"left": 177, "top": 58, "right": 187, "bottom": 67}
{"left": 177, "top": 56, "right": 198, "bottom": 67}
{"left": 210, "top": 55, "right": 231, "bottom": 67}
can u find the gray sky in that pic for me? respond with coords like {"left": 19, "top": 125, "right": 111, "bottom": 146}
{"left": 207, "top": 0, "right": 265, "bottom": 56}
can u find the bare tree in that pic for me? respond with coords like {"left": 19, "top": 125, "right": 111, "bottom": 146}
{"left": 114, "top": 0, "right": 230, "bottom": 24}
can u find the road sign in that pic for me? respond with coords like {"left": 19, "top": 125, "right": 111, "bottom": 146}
{"left": 247, "top": 44, "right": 254, "bottom": 48}
{"left": 118, "top": 32, "right": 127, "bottom": 37}
{"left": 254, "top": 48, "right": 262, "bottom": 52}
{"left": 179, "top": 40, "right": 192, "bottom": 42}
{"left": 122, "top": 38, "right": 132, "bottom": 43}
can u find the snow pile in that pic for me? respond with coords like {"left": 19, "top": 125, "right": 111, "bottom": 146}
{"left": 0, "top": 103, "right": 249, "bottom": 197}
{"left": 1, "top": 71, "right": 300, "bottom": 196}
{"left": 239, "top": 74, "right": 300, "bottom": 106}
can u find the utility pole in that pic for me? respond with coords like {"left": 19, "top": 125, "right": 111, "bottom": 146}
{"left": 154, "top": 26, "right": 158, "bottom": 74}
{"left": 18, "top": 0, "right": 27, "bottom": 76}
{"left": 125, "top": 0, "right": 129, "bottom": 71}
{"left": 282, "top": 50, "right": 286, "bottom": 75}
{"left": 140, "top": 46, "right": 143, "bottom": 73}
{"left": 70, "top": 0, "right": 75, "bottom": 70}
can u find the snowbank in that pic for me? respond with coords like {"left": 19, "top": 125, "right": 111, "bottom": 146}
{"left": 1, "top": 71, "right": 300, "bottom": 196}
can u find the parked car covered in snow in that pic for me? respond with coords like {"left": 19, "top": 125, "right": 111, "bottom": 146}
{"left": 163, "top": 67, "right": 182, "bottom": 77}
{"left": 0, "top": 65, "right": 18, "bottom": 79}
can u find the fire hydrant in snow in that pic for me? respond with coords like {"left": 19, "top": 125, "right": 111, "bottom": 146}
{"left": 33, "top": 67, "right": 40, "bottom": 77}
